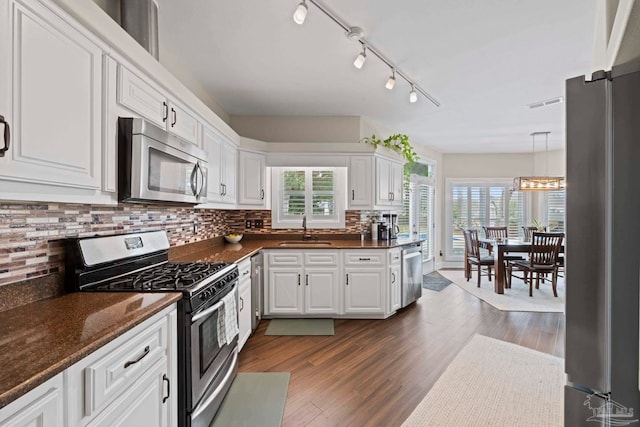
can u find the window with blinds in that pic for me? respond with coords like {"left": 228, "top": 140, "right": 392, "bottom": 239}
{"left": 546, "top": 190, "right": 565, "bottom": 232}
{"left": 273, "top": 167, "right": 346, "bottom": 229}
{"left": 282, "top": 170, "right": 305, "bottom": 216}
{"left": 448, "top": 181, "right": 529, "bottom": 259}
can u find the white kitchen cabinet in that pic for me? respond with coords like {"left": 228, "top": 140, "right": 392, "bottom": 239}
{"left": 238, "top": 149, "right": 266, "bottom": 207}
{"left": 0, "top": 373, "right": 64, "bottom": 427}
{"left": 117, "top": 65, "right": 200, "bottom": 145}
{"left": 237, "top": 259, "right": 252, "bottom": 351}
{"left": 343, "top": 251, "right": 386, "bottom": 315}
{"left": 66, "top": 305, "right": 177, "bottom": 427}
{"left": 202, "top": 125, "right": 237, "bottom": 205}
{"left": 389, "top": 248, "right": 402, "bottom": 313}
{"left": 348, "top": 156, "right": 373, "bottom": 208}
{"left": 0, "top": 0, "right": 115, "bottom": 203}
{"left": 375, "top": 156, "right": 404, "bottom": 207}
{"left": 264, "top": 250, "right": 339, "bottom": 316}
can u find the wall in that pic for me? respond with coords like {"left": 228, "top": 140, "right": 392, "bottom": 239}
{"left": 0, "top": 202, "right": 369, "bottom": 287}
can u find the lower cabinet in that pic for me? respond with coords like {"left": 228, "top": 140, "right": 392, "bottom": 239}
{"left": 237, "top": 258, "right": 252, "bottom": 351}
{"left": 344, "top": 269, "right": 385, "bottom": 314}
{"left": 0, "top": 305, "right": 178, "bottom": 427}
{"left": 389, "top": 248, "right": 402, "bottom": 312}
{"left": 0, "top": 373, "right": 64, "bottom": 427}
{"left": 264, "top": 251, "right": 339, "bottom": 316}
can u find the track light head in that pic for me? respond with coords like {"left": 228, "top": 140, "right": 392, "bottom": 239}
{"left": 385, "top": 69, "right": 396, "bottom": 90}
{"left": 353, "top": 46, "right": 367, "bottom": 69}
{"left": 409, "top": 85, "right": 418, "bottom": 103}
{"left": 293, "top": 0, "right": 308, "bottom": 25}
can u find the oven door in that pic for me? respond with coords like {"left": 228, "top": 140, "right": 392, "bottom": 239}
{"left": 189, "top": 283, "right": 238, "bottom": 408}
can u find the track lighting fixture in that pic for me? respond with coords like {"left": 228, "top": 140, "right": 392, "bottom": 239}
{"left": 291, "top": 0, "right": 440, "bottom": 107}
{"left": 293, "top": 0, "right": 308, "bottom": 25}
{"left": 353, "top": 46, "right": 367, "bottom": 69}
{"left": 385, "top": 69, "right": 396, "bottom": 90}
{"left": 409, "top": 85, "right": 418, "bottom": 103}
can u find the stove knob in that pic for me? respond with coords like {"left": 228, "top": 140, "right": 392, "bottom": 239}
{"left": 200, "top": 292, "right": 207, "bottom": 300}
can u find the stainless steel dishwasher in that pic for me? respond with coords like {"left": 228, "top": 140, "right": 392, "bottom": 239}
{"left": 250, "top": 252, "right": 263, "bottom": 331}
{"left": 401, "top": 243, "right": 423, "bottom": 307}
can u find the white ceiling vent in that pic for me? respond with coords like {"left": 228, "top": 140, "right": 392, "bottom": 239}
{"left": 527, "top": 96, "right": 564, "bottom": 109}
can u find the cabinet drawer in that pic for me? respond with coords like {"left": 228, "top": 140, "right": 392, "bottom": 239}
{"left": 304, "top": 251, "right": 338, "bottom": 266}
{"left": 343, "top": 251, "right": 385, "bottom": 267}
{"left": 237, "top": 259, "right": 251, "bottom": 281}
{"left": 267, "top": 252, "right": 303, "bottom": 266}
{"left": 84, "top": 316, "right": 169, "bottom": 416}
{"left": 389, "top": 248, "right": 401, "bottom": 265}
{"left": 117, "top": 65, "right": 166, "bottom": 127}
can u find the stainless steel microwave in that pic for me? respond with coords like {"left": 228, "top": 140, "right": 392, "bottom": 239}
{"left": 118, "top": 117, "right": 207, "bottom": 204}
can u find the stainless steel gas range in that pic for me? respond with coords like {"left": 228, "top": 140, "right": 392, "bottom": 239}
{"left": 65, "top": 230, "right": 239, "bottom": 427}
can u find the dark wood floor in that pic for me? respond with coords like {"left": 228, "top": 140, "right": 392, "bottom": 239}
{"left": 238, "top": 283, "right": 565, "bottom": 427}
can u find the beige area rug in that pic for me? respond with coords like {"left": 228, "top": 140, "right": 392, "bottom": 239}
{"left": 439, "top": 269, "right": 565, "bottom": 313}
{"left": 402, "top": 335, "right": 564, "bottom": 427}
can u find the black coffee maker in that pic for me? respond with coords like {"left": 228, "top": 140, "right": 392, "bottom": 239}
{"left": 378, "top": 223, "right": 389, "bottom": 240}
{"left": 383, "top": 214, "right": 400, "bottom": 239}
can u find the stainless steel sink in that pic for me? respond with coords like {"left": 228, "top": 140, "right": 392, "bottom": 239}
{"left": 278, "top": 241, "right": 333, "bottom": 247}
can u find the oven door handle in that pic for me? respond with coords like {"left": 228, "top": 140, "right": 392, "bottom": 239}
{"left": 191, "top": 349, "right": 238, "bottom": 420}
{"left": 191, "top": 283, "right": 237, "bottom": 323}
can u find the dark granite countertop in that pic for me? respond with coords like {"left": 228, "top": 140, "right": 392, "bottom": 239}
{"left": 0, "top": 292, "right": 181, "bottom": 409}
{"left": 169, "top": 235, "right": 424, "bottom": 264}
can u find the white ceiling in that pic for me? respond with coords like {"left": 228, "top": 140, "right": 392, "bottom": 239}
{"left": 155, "top": 0, "right": 596, "bottom": 153}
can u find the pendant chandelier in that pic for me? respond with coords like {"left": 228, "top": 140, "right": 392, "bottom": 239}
{"left": 513, "top": 132, "right": 566, "bottom": 191}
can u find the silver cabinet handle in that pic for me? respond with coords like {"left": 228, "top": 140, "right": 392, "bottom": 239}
{"left": 297, "top": 274, "right": 301, "bottom": 286}
{"left": 305, "top": 274, "right": 309, "bottom": 286}
{"left": 391, "top": 272, "right": 396, "bottom": 283}
{"left": 346, "top": 274, "right": 349, "bottom": 285}
{"left": 171, "top": 107, "right": 177, "bottom": 127}
{"left": 0, "top": 115, "right": 9, "bottom": 157}
{"left": 239, "top": 297, "right": 244, "bottom": 311}
{"left": 260, "top": 189, "right": 264, "bottom": 200}
{"left": 359, "top": 257, "right": 371, "bottom": 261}
{"left": 352, "top": 189, "right": 355, "bottom": 200}
{"left": 124, "top": 345, "right": 150, "bottom": 369}
{"left": 162, "top": 102, "right": 168, "bottom": 122}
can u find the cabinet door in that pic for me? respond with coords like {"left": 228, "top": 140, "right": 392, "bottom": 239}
{"left": 117, "top": 65, "right": 166, "bottom": 127}
{"left": 375, "top": 157, "right": 392, "bottom": 205}
{"left": 238, "top": 150, "right": 266, "bottom": 206}
{"left": 221, "top": 141, "right": 237, "bottom": 203}
{"left": 349, "top": 156, "right": 373, "bottom": 208}
{"left": 390, "top": 264, "right": 402, "bottom": 312}
{"left": 390, "top": 161, "right": 405, "bottom": 207}
{"left": 202, "top": 126, "right": 223, "bottom": 202}
{"left": 344, "top": 269, "right": 385, "bottom": 314}
{"left": 0, "top": 0, "right": 103, "bottom": 190}
{"left": 167, "top": 100, "right": 200, "bottom": 146}
{"left": 86, "top": 358, "right": 169, "bottom": 427}
{"left": 267, "top": 268, "right": 303, "bottom": 314}
{"left": 238, "top": 278, "right": 252, "bottom": 351}
{"left": 304, "top": 268, "right": 339, "bottom": 314}
{"left": 0, "top": 373, "right": 64, "bottom": 427}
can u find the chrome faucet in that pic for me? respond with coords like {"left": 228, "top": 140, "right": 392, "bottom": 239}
{"left": 302, "top": 215, "right": 312, "bottom": 240}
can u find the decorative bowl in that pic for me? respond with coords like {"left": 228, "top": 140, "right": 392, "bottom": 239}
{"left": 224, "top": 234, "right": 243, "bottom": 243}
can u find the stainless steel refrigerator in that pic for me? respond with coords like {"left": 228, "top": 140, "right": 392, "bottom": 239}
{"left": 565, "top": 66, "right": 640, "bottom": 426}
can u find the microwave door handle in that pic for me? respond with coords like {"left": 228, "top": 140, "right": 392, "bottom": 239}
{"left": 196, "top": 163, "right": 205, "bottom": 197}
{"left": 190, "top": 163, "right": 198, "bottom": 196}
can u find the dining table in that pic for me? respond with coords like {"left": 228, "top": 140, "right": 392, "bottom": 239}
{"left": 468, "top": 238, "right": 565, "bottom": 294}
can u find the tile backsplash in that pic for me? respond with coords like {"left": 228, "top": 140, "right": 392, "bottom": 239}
{"left": 0, "top": 202, "right": 371, "bottom": 286}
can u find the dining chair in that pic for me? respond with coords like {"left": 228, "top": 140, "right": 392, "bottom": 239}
{"left": 522, "top": 226, "right": 546, "bottom": 241}
{"left": 482, "top": 226, "right": 525, "bottom": 277}
{"left": 506, "top": 232, "right": 564, "bottom": 297}
{"left": 463, "top": 229, "right": 494, "bottom": 287}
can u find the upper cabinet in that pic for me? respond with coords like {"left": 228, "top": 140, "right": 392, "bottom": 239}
{"left": 117, "top": 65, "right": 200, "bottom": 146}
{"left": 348, "top": 153, "right": 405, "bottom": 210}
{"left": 238, "top": 149, "right": 266, "bottom": 208}
{"left": 202, "top": 125, "right": 237, "bottom": 206}
{"left": 0, "top": 0, "right": 115, "bottom": 204}
{"left": 375, "top": 156, "right": 404, "bottom": 208}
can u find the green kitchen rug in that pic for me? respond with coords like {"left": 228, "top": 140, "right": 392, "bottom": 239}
{"left": 423, "top": 271, "right": 453, "bottom": 292}
{"left": 211, "top": 372, "right": 290, "bottom": 427}
{"left": 265, "top": 318, "right": 334, "bottom": 336}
